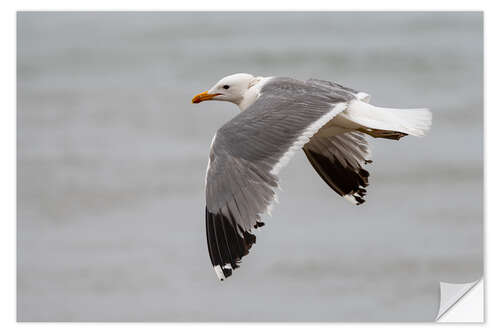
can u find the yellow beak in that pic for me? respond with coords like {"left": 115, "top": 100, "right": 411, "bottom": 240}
{"left": 192, "top": 91, "right": 221, "bottom": 104}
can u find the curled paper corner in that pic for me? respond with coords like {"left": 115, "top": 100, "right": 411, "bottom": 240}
{"left": 436, "top": 278, "right": 483, "bottom": 322}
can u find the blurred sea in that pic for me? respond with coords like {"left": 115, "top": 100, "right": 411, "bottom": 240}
{"left": 17, "top": 12, "right": 483, "bottom": 321}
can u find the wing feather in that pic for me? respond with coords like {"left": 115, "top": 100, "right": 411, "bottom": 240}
{"left": 303, "top": 131, "right": 372, "bottom": 205}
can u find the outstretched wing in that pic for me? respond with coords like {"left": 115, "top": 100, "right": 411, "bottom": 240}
{"left": 303, "top": 131, "right": 372, "bottom": 205}
{"left": 205, "top": 77, "right": 354, "bottom": 280}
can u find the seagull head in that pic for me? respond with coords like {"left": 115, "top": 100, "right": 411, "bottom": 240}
{"left": 192, "top": 73, "right": 257, "bottom": 106}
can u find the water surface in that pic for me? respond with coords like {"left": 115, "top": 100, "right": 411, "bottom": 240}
{"left": 17, "top": 12, "right": 483, "bottom": 321}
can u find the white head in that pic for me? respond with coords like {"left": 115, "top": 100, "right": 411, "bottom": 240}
{"left": 192, "top": 73, "right": 261, "bottom": 108}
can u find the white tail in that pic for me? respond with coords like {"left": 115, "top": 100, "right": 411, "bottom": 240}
{"left": 345, "top": 100, "right": 432, "bottom": 137}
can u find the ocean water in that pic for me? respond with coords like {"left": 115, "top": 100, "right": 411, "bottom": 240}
{"left": 17, "top": 12, "right": 483, "bottom": 321}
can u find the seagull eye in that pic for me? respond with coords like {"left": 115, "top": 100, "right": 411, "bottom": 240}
{"left": 223, "top": 85, "right": 230, "bottom": 89}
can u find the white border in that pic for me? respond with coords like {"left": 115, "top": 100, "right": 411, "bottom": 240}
{"left": 2, "top": 0, "right": 494, "bottom": 11}
{"left": 3, "top": 1, "right": 495, "bottom": 331}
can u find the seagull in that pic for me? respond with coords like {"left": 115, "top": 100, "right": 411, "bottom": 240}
{"left": 192, "top": 73, "right": 432, "bottom": 281}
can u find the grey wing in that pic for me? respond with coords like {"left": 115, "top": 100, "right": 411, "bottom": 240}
{"left": 306, "top": 78, "right": 371, "bottom": 102}
{"left": 303, "top": 131, "right": 372, "bottom": 205}
{"left": 205, "top": 77, "right": 353, "bottom": 280}
{"left": 205, "top": 146, "right": 277, "bottom": 280}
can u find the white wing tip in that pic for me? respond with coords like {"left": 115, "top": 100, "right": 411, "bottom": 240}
{"left": 343, "top": 194, "right": 358, "bottom": 205}
{"left": 214, "top": 265, "right": 225, "bottom": 281}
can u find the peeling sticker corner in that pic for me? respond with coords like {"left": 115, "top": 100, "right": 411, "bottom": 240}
{"left": 436, "top": 279, "right": 483, "bottom": 322}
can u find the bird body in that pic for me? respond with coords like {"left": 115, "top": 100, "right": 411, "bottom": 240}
{"left": 192, "top": 73, "right": 432, "bottom": 280}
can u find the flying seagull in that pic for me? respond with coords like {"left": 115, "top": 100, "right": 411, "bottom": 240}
{"left": 192, "top": 73, "right": 432, "bottom": 281}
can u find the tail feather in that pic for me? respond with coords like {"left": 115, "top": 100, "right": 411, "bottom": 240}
{"left": 345, "top": 100, "right": 432, "bottom": 137}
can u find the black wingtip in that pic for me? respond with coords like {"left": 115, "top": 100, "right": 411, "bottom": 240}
{"left": 206, "top": 207, "right": 261, "bottom": 280}
{"left": 304, "top": 149, "right": 370, "bottom": 205}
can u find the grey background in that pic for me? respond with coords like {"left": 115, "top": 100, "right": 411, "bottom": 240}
{"left": 17, "top": 12, "right": 483, "bottom": 321}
